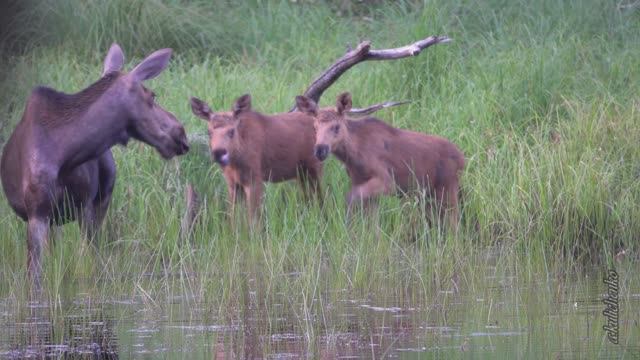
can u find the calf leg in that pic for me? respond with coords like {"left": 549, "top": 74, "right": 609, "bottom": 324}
{"left": 243, "top": 181, "right": 264, "bottom": 226}
{"left": 225, "top": 179, "right": 244, "bottom": 222}
{"left": 345, "top": 176, "right": 391, "bottom": 221}
{"left": 444, "top": 184, "right": 460, "bottom": 233}
{"left": 432, "top": 182, "right": 460, "bottom": 233}
{"left": 298, "top": 166, "right": 323, "bottom": 205}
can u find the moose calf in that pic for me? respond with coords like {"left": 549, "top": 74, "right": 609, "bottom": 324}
{"left": 190, "top": 94, "right": 323, "bottom": 223}
{"left": 296, "top": 92, "right": 464, "bottom": 230}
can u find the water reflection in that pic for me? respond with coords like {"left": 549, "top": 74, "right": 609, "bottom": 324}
{"left": 1, "top": 300, "right": 118, "bottom": 359}
{"left": 0, "top": 270, "right": 638, "bottom": 358}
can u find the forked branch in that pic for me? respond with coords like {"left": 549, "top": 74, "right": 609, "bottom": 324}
{"left": 292, "top": 35, "right": 450, "bottom": 110}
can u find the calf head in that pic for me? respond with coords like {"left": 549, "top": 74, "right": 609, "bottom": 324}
{"left": 190, "top": 94, "right": 251, "bottom": 166}
{"left": 296, "top": 92, "right": 352, "bottom": 161}
{"left": 103, "top": 43, "right": 189, "bottom": 159}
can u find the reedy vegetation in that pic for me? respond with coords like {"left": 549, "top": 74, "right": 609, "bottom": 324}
{"left": 0, "top": 0, "right": 638, "bottom": 307}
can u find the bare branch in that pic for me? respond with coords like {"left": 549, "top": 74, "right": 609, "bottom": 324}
{"left": 347, "top": 100, "right": 411, "bottom": 117}
{"left": 291, "top": 35, "right": 450, "bottom": 111}
{"left": 366, "top": 36, "right": 452, "bottom": 60}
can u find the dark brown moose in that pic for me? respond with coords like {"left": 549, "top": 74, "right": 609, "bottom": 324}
{"left": 0, "top": 43, "right": 189, "bottom": 286}
{"left": 296, "top": 92, "right": 465, "bottom": 230}
{"left": 190, "top": 94, "right": 322, "bottom": 223}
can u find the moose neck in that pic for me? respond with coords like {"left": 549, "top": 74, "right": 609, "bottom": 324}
{"left": 331, "top": 123, "right": 364, "bottom": 173}
{"left": 50, "top": 82, "right": 131, "bottom": 172}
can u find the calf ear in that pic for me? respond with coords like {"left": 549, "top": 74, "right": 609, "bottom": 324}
{"left": 336, "top": 92, "right": 352, "bottom": 115}
{"left": 295, "top": 95, "right": 317, "bottom": 116}
{"left": 102, "top": 43, "right": 125, "bottom": 76}
{"left": 190, "top": 97, "right": 211, "bottom": 120}
{"left": 129, "top": 48, "right": 172, "bottom": 83}
{"left": 233, "top": 94, "right": 252, "bottom": 117}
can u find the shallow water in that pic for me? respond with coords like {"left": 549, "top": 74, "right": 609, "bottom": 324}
{"left": 1, "top": 267, "right": 638, "bottom": 358}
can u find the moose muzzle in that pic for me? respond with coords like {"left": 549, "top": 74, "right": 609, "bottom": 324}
{"left": 314, "top": 144, "right": 329, "bottom": 161}
{"left": 212, "top": 148, "right": 230, "bottom": 166}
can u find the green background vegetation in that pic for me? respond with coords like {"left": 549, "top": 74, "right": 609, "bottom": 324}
{"left": 0, "top": 0, "right": 638, "bottom": 326}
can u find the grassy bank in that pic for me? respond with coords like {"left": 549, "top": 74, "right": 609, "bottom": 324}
{"left": 0, "top": 0, "right": 639, "bottom": 304}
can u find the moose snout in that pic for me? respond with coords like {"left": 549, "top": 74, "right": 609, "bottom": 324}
{"left": 172, "top": 127, "right": 190, "bottom": 155}
{"left": 212, "top": 148, "right": 230, "bottom": 166}
{"left": 314, "top": 144, "right": 329, "bottom": 161}
{"left": 176, "top": 137, "right": 189, "bottom": 155}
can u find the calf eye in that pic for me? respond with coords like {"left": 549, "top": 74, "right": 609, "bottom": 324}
{"left": 331, "top": 124, "right": 340, "bottom": 134}
{"left": 227, "top": 129, "right": 235, "bottom": 139}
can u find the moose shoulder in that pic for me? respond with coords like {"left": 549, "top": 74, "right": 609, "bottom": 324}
{"left": 190, "top": 94, "right": 322, "bottom": 223}
{"left": 296, "top": 92, "right": 464, "bottom": 229}
{"left": 0, "top": 43, "right": 189, "bottom": 287}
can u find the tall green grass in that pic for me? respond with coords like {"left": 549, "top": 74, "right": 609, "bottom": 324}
{"left": 0, "top": 0, "right": 638, "bottom": 304}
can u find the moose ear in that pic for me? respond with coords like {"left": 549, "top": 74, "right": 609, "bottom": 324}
{"left": 190, "top": 97, "right": 212, "bottom": 120}
{"left": 336, "top": 92, "right": 352, "bottom": 115}
{"left": 102, "top": 43, "right": 125, "bottom": 76}
{"left": 128, "top": 48, "right": 172, "bottom": 83}
{"left": 233, "top": 94, "right": 252, "bottom": 117}
{"left": 295, "top": 95, "right": 317, "bottom": 116}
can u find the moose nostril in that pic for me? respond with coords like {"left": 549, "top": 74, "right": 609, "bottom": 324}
{"left": 180, "top": 141, "right": 189, "bottom": 153}
{"left": 212, "top": 149, "right": 227, "bottom": 159}
{"left": 314, "top": 145, "right": 329, "bottom": 160}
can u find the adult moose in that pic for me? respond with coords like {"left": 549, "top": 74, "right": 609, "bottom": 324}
{"left": 0, "top": 43, "right": 189, "bottom": 286}
{"left": 190, "top": 94, "right": 322, "bottom": 223}
{"left": 296, "top": 92, "right": 464, "bottom": 230}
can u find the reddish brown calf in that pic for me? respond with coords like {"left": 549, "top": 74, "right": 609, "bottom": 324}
{"left": 190, "top": 94, "right": 322, "bottom": 223}
{"left": 296, "top": 92, "right": 465, "bottom": 229}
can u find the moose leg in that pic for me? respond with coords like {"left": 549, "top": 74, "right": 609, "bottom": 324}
{"left": 24, "top": 176, "right": 57, "bottom": 290}
{"left": 93, "top": 150, "right": 116, "bottom": 233}
{"left": 345, "top": 177, "right": 390, "bottom": 221}
{"left": 244, "top": 181, "right": 263, "bottom": 226}
{"left": 443, "top": 183, "right": 460, "bottom": 233}
{"left": 225, "top": 179, "right": 244, "bottom": 222}
{"left": 298, "top": 166, "right": 323, "bottom": 205}
{"left": 433, "top": 183, "right": 460, "bottom": 233}
{"left": 78, "top": 203, "right": 97, "bottom": 240}
{"left": 27, "top": 217, "right": 49, "bottom": 289}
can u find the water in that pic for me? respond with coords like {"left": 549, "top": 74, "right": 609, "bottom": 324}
{"left": 1, "top": 266, "right": 638, "bottom": 359}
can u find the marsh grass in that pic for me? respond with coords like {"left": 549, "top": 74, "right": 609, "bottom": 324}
{"left": 0, "top": 0, "right": 639, "bottom": 345}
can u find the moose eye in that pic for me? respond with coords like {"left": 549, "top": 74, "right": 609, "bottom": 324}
{"left": 227, "top": 129, "right": 235, "bottom": 139}
{"left": 331, "top": 124, "right": 340, "bottom": 134}
{"left": 147, "top": 91, "right": 156, "bottom": 106}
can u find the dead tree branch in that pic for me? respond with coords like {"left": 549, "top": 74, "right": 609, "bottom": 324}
{"left": 291, "top": 35, "right": 450, "bottom": 110}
